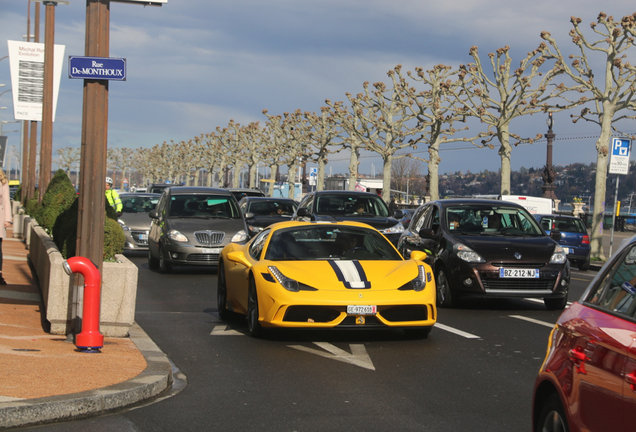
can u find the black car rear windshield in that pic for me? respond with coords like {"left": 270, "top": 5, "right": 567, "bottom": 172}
{"left": 168, "top": 195, "right": 241, "bottom": 218}
{"left": 247, "top": 200, "right": 297, "bottom": 216}
{"left": 315, "top": 194, "right": 389, "bottom": 217}
{"left": 446, "top": 205, "right": 543, "bottom": 236}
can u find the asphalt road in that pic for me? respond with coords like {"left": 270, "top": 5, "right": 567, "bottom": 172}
{"left": 18, "top": 255, "right": 598, "bottom": 432}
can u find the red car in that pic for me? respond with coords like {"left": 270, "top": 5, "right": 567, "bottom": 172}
{"left": 532, "top": 236, "right": 636, "bottom": 432}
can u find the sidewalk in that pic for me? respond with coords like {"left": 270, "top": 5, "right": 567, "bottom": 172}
{"left": 0, "top": 227, "right": 174, "bottom": 430}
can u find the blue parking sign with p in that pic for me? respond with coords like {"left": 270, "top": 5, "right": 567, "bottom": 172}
{"left": 613, "top": 138, "right": 630, "bottom": 156}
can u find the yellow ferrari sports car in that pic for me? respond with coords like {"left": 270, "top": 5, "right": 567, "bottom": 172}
{"left": 217, "top": 221, "right": 437, "bottom": 338}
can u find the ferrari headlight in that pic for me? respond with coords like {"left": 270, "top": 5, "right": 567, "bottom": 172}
{"left": 454, "top": 243, "right": 486, "bottom": 263}
{"left": 382, "top": 223, "right": 405, "bottom": 234}
{"left": 550, "top": 245, "right": 567, "bottom": 264}
{"left": 168, "top": 230, "right": 188, "bottom": 242}
{"left": 268, "top": 266, "right": 300, "bottom": 292}
{"left": 117, "top": 219, "right": 130, "bottom": 231}
{"left": 412, "top": 265, "right": 426, "bottom": 291}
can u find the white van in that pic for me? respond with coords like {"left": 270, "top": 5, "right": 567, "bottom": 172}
{"left": 500, "top": 195, "right": 554, "bottom": 214}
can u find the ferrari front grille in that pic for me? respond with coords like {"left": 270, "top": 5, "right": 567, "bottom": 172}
{"left": 283, "top": 306, "right": 340, "bottom": 323}
{"left": 379, "top": 305, "right": 428, "bottom": 322}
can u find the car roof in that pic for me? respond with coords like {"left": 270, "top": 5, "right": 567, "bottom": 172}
{"left": 166, "top": 186, "right": 234, "bottom": 196}
{"left": 534, "top": 214, "right": 579, "bottom": 219}
{"left": 120, "top": 193, "right": 161, "bottom": 197}
{"left": 431, "top": 198, "right": 526, "bottom": 209}
{"left": 241, "top": 197, "right": 295, "bottom": 202}
{"left": 310, "top": 190, "right": 383, "bottom": 197}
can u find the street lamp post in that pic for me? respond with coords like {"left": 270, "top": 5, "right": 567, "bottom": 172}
{"left": 542, "top": 113, "right": 558, "bottom": 201}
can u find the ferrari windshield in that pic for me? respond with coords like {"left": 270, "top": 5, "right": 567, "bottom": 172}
{"left": 446, "top": 205, "right": 544, "bottom": 236}
{"left": 265, "top": 225, "right": 402, "bottom": 261}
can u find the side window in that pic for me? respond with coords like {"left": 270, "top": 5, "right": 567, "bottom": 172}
{"left": 427, "top": 207, "right": 440, "bottom": 233}
{"left": 413, "top": 206, "right": 431, "bottom": 232}
{"left": 249, "top": 229, "right": 271, "bottom": 260}
{"left": 586, "top": 245, "right": 636, "bottom": 318}
{"left": 299, "top": 194, "right": 313, "bottom": 211}
{"left": 240, "top": 202, "right": 247, "bottom": 214}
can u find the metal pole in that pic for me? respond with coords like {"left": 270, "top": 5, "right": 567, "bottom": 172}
{"left": 609, "top": 176, "right": 620, "bottom": 258}
{"left": 26, "top": 2, "right": 40, "bottom": 203}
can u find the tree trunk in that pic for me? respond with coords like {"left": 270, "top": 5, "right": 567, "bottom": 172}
{"left": 268, "top": 164, "right": 278, "bottom": 197}
{"left": 232, "top": 166, "right": 240, "bottom": 188}
{"left": 382, "top": 154, "right": 392, "bottom": 203}
{"left": 498, "top": 127, "right": 512, "bottom": 195}
{"left": 428, "top": 139, "right": 441, "bottom": 201}
{"left": 590, "top": 119, "right": 613, "bottom": 260}
{"left": 288, "top": 163, "right": 298, "bottom": 199}
{"left": 347, "top": 145, "right": 360, "bottom": 191}
{"left": 317, "top": 157, "right": 326, "bottom": 191}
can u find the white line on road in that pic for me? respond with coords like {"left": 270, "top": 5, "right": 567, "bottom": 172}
{"left": 509, "top": 315, "right": 555, "bottom": 328}
{"left": 210, "top": 325, "right": 243, "bottom": 336}
{"left": 289, "top": 342, "right": 375, "bottom": 370}
{"left": 435, "top": 323, "right": 480, "bottom": 339}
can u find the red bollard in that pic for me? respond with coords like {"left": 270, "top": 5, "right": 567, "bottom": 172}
{"left": 63, "top": 256, "right": 104, "bottom": 352}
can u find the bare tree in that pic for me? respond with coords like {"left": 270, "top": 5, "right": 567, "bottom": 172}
{"left": 304, "top": 106, "right": 343, "bottom": 191}
{"left": 405, "top": 64, "right": 483, "bottom": 200}
{"left": 391, "top": 157, "right": 424, "bottom": 201}
{"left": 55, "top": 146, "right": 81, "bottom": 178}
{"left": 326, "top": 100, "right": 366, "bottom": 190}
{"left": 457, "top": 43, "right": 582, "bottom": 195}
{"left": 345, "top": 65, "right": 433, "bottom": 202}
{"left": 540, "top": 12, "right": 636, "bottom": 259}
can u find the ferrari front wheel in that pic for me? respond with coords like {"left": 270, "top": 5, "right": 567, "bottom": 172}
{"left": 217, "top": 259, "right": 230, "bottom": 320}
{"left": 247, "top": 276, "right": 264, "bottom": 338}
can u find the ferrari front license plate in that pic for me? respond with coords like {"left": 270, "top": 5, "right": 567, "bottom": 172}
{"left": 499, "top": 268, "right": 539, "bottom": 278}
{"left": 347, "top": 305, "right": 377, "bottom": 315}
{"left": 202, "top": 248, "right": 221, "bottom": 254}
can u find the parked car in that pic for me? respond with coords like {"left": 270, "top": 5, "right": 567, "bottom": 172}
{"left": 292, "top": 191, "right": 404, "bottom": 245}
{"left": 227, "top": 188, "right": 265, "bottom": 201}
{"left": 218, "top": 221, "right": 436, "bottom": 338}
{"left": 238, "top": 196, "right": 298, "bottom": 236}
{"left": 148, "top": 187, "right": 249, "bottom": 273}
{"left": 532, "top": 234, "right": 636, "bottom": 432}
{"left": 534, "top": 214, "right": 591, "bottom": 271}
{"left": 147, "top": 183, "right": 172, "bottom": 194}
{"left": 118, "top": 193, "right": 160, "bottom": 251}
{"left": 396, "top": 199, "right": 570, "bottom": 309}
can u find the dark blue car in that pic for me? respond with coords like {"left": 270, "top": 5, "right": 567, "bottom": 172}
{"left": 534, "top": 214, "right": 591, "bottom": 271}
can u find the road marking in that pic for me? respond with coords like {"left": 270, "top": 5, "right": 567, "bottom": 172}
{"left": 210, "top": 325, "right": 243, "bottom": 336}
{"left": 288, "top": 342, "right": 375, "bottom": 371}
{"left": 509, "top": 315, "right": 554, "bottom": 328}
{"left": 435, "top": 323, "right": 480, "bottom": 339}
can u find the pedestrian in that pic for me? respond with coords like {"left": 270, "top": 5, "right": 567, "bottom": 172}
{"left": 105, "top": 177, "right": 123, "bottom": 217}
{"left": 389, "top": 197, "right": 398, "bottom": 215}
{"left": 0, "top": 169, "right": 12, "bottom": 285}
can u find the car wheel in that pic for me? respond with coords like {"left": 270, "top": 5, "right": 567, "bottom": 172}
{"left": 404, "top": 326, "right": 432, "bottom": 339}
{"left": 535, "top": 393, "right": 569, "bottom": 432}
{"left": 148, "top": 249, "right": 159, "bottom": 270}
{"left": 579, "top": 257, "right": 590, "bottom": 271}
{"left": 159, "top": 247, "right": 172, "bottom": 274}
{"left": 247, "top": 276, "right": 264, "bottom": 338}
{"left": 544, "top": 294, "right": 568, "bottom": 311}
{"left": 217, "top": 259, "right": 230, "bottom": 320}
{"left": 436, "top": 268, "right": 457, "bottom": 308}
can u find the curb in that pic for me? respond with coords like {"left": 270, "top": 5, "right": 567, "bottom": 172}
{"left": 0, "top": 322, "right": 173, "bottom": 430}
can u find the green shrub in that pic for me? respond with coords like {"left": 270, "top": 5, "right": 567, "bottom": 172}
{"left": 34, "top": 170, "right": 78, "bottom": 235}
{"left": 52, "top": 196, "right": 125, "bottom": 260}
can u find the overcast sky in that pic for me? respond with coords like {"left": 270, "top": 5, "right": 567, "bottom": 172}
{"left": 1, "top": 0, "right": 636, "bottom": 177}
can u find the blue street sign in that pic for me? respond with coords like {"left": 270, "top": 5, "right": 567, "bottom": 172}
{"left": 68, "top": 56, "right": 126, "bottom": 81}
{"left": 609, "top": 137, "right": 632, "bottom": 175}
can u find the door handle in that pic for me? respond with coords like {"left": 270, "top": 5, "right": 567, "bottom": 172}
{"left": 568, "top": 348, "right": 588, "bottom": 374}
{"left": 625, "top": 372, "right": 636, "bottom": 392}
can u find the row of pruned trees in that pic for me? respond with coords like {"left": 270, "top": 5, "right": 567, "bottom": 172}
{"left": 55, "top": 12, "right": 636, "bottom": 260}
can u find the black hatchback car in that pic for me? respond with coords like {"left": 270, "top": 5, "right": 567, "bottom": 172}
{"left": 396, "top": 199, "right": 570, "bottom": 309}
{"left": 238, "top": 196, "right": 298, "bottom": 237}
{"left": 148, "top": 187, "right": 249, "bottom": 273}
{"left": 292, "top": 190, "right": 404, "bottom": 244}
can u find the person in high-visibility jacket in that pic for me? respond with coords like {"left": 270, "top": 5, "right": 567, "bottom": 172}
{"left": 105, "top": 177, "right": 123, "bottom": 216}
